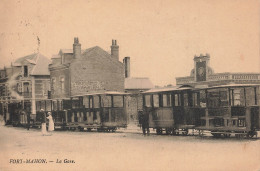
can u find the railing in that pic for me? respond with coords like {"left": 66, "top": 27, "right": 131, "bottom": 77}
{"left": 176, "top": 76, "right": 194, "bottom": 84}
{"left": 176, "top": 73, "right": 260, "bottom": 85}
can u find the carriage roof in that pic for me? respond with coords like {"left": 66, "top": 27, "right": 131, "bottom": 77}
{"left": 194, "top": 84, "right": 260, "bottom": 90}
{"left": 71, "top": 91, "right": 129, "bottom": 97}
{"left": 142, "top": 86, "right": 192, "bottom": 94}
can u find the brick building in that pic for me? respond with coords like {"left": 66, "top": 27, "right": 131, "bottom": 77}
{"left": 49, "top": 38, "right": 125, "bottom": 102}
{"left": 176, "top": 54, "right": 260, "bottom": 87}
{"left": 0, "top": 53, "right": 51, "bottom": 123}
{"left": 123, "top": 57, "right": 154, "bottom": 122}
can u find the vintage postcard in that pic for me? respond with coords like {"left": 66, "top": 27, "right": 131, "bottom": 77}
{"left": 0, "top": 0, "right": 260, "bottom": 171}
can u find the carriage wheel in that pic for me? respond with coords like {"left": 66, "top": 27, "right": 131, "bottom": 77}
{"left": 182, "top": 129, "right": 188, "bottom": 136}
{"left": 211, "top": 133, "right": 221, "bottom": 138}
{"left": 246, "top": 131, "right": 256, "bottom": 138}
{"left": 166, "top": 128, "right": 172, "bottom": 135}
{"left": 224, "top": 133, "right": 231, "bottom": 138}
{"left": 156, "top": 128, "right": 162, "bottom": 135}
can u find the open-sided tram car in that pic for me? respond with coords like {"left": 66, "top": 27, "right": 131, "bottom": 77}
{"left": 6, "top": 100, "right": 31, "bottom": 127}
{"left": 36, "top": 99, "right": 67, "bottom": 129}
{"left": 193, "top": 84, "right": 260, "bottom": 138}
{"left": 66, "top": 91, "right": 128, "bottom": 132}
{"left": 141, "top": 86, "right": 201, "bottom": 135}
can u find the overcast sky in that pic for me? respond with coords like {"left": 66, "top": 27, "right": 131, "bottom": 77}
{"left": 0, "top": 0, "right": 259, "bottom": 86}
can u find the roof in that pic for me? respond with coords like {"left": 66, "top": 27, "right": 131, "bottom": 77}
{"left": 12, "top": 53, "right": 51, "bottom": 75}
{"left": 71, "top": 91, "right": 129, "bottom": 97}
{"left": 30, "top": 54, "right": 51, "bottom": 75}
{"left": 60, "top": 49, "right": 73, "bottom": 54}
{"left": 195, "top": 83, "right": 260, "bottom": 90}
{"left": 142, "top": 86, "right": 192, "bottom": 94}
{"left": 125, "top": 77, "right": 154, "bottom": 90}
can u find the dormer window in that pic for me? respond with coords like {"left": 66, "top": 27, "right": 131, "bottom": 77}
{"left": 24, "top": 66, "right": 28, "bottom": 77}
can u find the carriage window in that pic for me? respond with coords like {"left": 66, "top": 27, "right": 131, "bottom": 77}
{"left": 193, "top": 92, "right": 199, "bottom": 107}
{"left": 174, "top": 94, "right": 180, "bottom": 106}
{"left": 53, "top": 101, "right": 57, "bottom": 111}
{"left": 114, "top": 96, "right": 123, "bottom": 107}
{"left": 153, "top": 94, "right": 159, "bottom": 107}
{"left": 183, "top": 93, "right": 188, "bottom": 106}
{"left": 36, "top": 101, "right": 41, "bottom": 111}
{"left": 232, "top": 88, "right": 245, "bottom": 106}
{"left": 89, "top": 97, "right": 93, "bottom": 108}
{"left": 219, "top": 89, "right": 228, "bottom": 107}
{"left": 163, "top": 94, "right": 171, "bottom": 107}
{"left": 145, "top": 95, "right": 151, "bottom": 107}
{"left": 199, "top": 90, "right": 206, "bottom": 107}
{"left": 46, "top": 100, "right": 52, "bottom": 111}
{"left": 208, "top": 89, "right": 219, "bottom": 108}
{"left": 83, "top": 96, "right": 89, "bottom": 108}
{"left": 93, "top": 96, "right": 100, "bottom": 108}
{"left": 245, "top": 87, "right": 256, "bottom": 106}
{"left": 102, "top": 96, "right": 112, "bottom": 107}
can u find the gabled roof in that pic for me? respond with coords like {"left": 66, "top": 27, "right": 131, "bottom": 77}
{"left": 125, "top": 77, "right": 154, "bottom": 90}
{"left": 30, "top": 54, "right": 51, "bottom": 75}
{"left": 12, "top": 53, "right": 51, "bottom": 76}
{"left": 13, "top": 53, "right": 38, "bottom": 65}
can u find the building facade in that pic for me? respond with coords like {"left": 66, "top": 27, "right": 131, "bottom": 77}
{"left": 176, "top": 54, "right": 260, "bottom": 87}
{"left": 0, "top": 53, "right": 51, "bottom": 123}
{"left": 49, "top": 38, "right": 125, "bottom": 101}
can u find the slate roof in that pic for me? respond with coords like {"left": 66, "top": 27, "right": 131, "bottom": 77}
{"left": 13, "top": 53, "right": 51, "bottom": 76}
{"left": 125, "top": 77, "right": 154, "bottom": 90}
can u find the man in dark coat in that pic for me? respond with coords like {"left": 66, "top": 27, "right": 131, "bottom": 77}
{"left": 139, "top": 111, "right": 150, "bottom": 135}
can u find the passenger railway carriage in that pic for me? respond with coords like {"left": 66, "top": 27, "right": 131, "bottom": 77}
{"left": 141, "top": 85, "right": 201, "bottom": 135}
{"left": 35, "top": 91, "right": 128, "bottom": 132}
{"left": 193, "top": 84, "right": 260, "bottom": 138}
{"left": 66, "top": 91, "right": 128, "bottom": 131}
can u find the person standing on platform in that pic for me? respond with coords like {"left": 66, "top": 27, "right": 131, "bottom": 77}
{"left": 26, "top": 111, "right": 30, "bottom": 130}
{"left": 40, "top": 109, "right": 47, "bottom": 135}
{"left": 47, "top": 112, "right": 54, "bottom": 133}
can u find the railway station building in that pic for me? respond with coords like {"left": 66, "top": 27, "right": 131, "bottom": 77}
{"left": 176, "top": 54, "right": 260, "bottom": 87}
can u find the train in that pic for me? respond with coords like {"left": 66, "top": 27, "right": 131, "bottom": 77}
{"left": 2, "top": 84, "right": 260, "bottom": 138}
{"left": 140, "top": 84, "right": 260, "bottom": 138}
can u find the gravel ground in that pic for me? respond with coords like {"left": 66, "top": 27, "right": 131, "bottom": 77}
{"left": 0, "top": 125, "right": 259, "bottom": 171}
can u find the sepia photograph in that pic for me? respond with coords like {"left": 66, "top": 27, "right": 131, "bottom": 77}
{"left": 0, "top": 0, "right": 260, "bottom": 170}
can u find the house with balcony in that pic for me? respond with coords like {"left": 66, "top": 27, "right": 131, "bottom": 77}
{"left": 176, "top": 54, "right": 260, "bottom": 87}
{"left": 0, "top": 53, "right": 51, "bottom": 123}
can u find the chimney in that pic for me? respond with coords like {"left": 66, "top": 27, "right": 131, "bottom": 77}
{"left": 123, "top": 57, "right": 130, "bottom": 78}
{"left": 111, "top": 39, "right": 119, "bottom": 60}
{"left": 73, "top": 37, "right": 81, "bottom": 59}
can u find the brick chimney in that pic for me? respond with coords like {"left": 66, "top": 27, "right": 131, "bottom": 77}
{"left": 123, "top": 57, "right": 130, "bottom": 78}
{"left": 73, "top": 37, "right": 81, "bottom": 59}
{"left": 111, "top": 39, "right": 119, "bottom": 60}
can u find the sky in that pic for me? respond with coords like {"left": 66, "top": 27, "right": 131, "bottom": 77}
{"left": 0, "top": 0, "right": 259, "bottom": 86}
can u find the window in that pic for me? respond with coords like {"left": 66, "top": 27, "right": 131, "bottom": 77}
{"left": 60, "top": 77, "right": 65, "bottom": 93}
{"left": 174, "top": 94, "right": 180, "bottom": 106}
{"left": 93, "top": 96, "right": 100, "bottom": 108}
{"left": 102, "top": 95, "right": 111, "bottom": 107}
{"left": 83, "top": 96, "right": 89, "bottom": 108}
{"left": 24, "top": 66, "right": 28, "bottom": 77}
{"left": 144, "top": 95, "right": 151, "bottom": 107}
{"left": 51, "top": 78, "right": 56, "bottom": 94}
{"left": 153, "top": 94, "right": 159, "bottom": 107}
{"left": 163, "top": 94, "right": 171, "bottom": 107}
{"left": 113, "top": 96, "right": 123, "bottom": 107}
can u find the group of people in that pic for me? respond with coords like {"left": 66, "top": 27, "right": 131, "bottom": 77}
{"left": 39, "top": 109, "right": 54, "bottom": 136}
